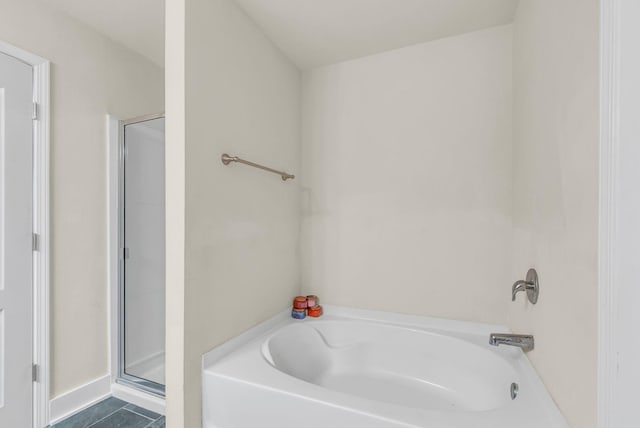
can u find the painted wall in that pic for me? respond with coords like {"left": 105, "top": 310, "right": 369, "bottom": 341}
{"left": 166, "top": 0, "right": 301, "bottom": 425}
{"left": 509, "top": 1, "right": 599, "bottom": 427}
{"left": 0, "top": 0, "right": 164, "bottom": 398}
{"left": 164, "top": 0, "right": 186, "bottom": 423}
{"left": 300, "top": 25, "right": 514, "bottom": 325}
{"left": 165, "top": 2, "right": 600, "bottom": 426}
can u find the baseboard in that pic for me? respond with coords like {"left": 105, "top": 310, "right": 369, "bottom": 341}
{"left": 111, "top": 383, "right": 165, "bottom": 415}
{"left": 48, "top": 374, "right": 111, "bottom": 425}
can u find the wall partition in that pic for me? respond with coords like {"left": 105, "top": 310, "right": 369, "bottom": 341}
{"left": 118, "top": 114, "right": 166, "bottom": 396}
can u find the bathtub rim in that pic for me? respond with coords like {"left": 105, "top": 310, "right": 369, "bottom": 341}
{"left": 202, "top": 305, "right": 511, "bottom": 370}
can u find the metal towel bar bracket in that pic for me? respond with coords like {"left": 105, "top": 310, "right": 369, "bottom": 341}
{"left": 221, "top": 154, "right": 295, "bottom": 181}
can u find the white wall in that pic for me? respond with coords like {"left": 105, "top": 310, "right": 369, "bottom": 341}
{"left": 166, "top": 0, "right": 301, "bottom": 425}
{"left": 0, "top": 0, "right": 164, "bottom": 399}
{"left": 164, "top": 0, "right": 185, "bottom": 424}
{"left": 509, "top": 1, "right": 599, "bottom": 428}
{"left": 301, "top": 25, "right": 513, "bottom": 325}
{"left": 164, "top": 3, "right": 600, "bottom": 426}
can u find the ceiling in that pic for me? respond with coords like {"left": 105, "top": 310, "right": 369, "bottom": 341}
{"left": 43, "top": 0, "right": 165, "bottom": 67}
{"left": 42, "top": 0, "right": 519, "bottom": 71}
{"left": 234, "top": 0, "right": 520, "bottom": 69}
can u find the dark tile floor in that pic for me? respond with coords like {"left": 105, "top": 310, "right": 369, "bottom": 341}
{"left": 50, "top": 397, "right": 165, "bottom": 428}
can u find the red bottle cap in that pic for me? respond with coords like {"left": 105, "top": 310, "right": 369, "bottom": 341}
{"left": 308, "top": 305, "right": 323, "bottom": 318}
{"left": 293, "top": 296, "right": 308, "bottom": 309}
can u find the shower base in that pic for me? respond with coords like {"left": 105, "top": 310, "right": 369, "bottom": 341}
{"left": 126, "top": 351, "right": 165, "bottom": 385}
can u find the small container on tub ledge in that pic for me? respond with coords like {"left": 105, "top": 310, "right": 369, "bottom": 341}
{"left": 306, "top": 295, "right": 318, "bottom": 308}
{"left": 291, "top": 308, "right": 306, "bottom": 320}
{"left": 307, "top": 305, "right": 323, "bottom": 318}
{"left": 293, "top": 296, "right": 308, "bottom": 309}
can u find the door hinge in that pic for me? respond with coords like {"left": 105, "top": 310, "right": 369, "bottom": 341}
{"left": 121, "top": 247, "right": 130, "bottom": 260}
{"left": 32, "top": 102, "right": 39, "bottom": 121}
{"left": 32, "top": 233, "right": 40, "bottom": 252}
{"left": 32, "top": 364, "right": 40, "bottom": 383}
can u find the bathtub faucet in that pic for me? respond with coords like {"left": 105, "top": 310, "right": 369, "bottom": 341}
{"left": 489, "top": 333, "right": 535, "bottom": 352}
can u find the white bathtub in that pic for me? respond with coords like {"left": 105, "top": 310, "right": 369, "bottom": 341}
{"left": 202, "top": 306, "right": 568, "bottom": 428}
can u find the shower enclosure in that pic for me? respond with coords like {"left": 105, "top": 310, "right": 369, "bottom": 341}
{"left": 117, "top": 113, "right": 165, "bottom": 396}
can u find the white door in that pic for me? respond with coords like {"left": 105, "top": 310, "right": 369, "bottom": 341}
{"left": 0, "top": 51, "right": 34, "bottom": 427}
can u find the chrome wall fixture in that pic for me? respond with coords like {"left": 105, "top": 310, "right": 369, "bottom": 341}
{"left": 489, "top": 333, "right": 535, "bottom": 352}
{"left": 510, "top": 382, "right": 519, "bottom": 400}
{"left": 221, "top": 153, "right": 295, "bottom": 181}
{"left": 511, "top": 268, "right": 540, "bottom": 304}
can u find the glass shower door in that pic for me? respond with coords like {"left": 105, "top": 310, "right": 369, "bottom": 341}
{"left": 119, "top": 114, "right": 165, "bottom": 395}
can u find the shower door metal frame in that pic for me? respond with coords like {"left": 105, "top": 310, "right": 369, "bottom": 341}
{"left": 117, "top": 112, "right": 166, "bottom": 397}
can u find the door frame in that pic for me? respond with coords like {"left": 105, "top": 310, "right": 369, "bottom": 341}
{"left": 598, "top": 0, "right": 640, "bottom": 426}
{"left": 598, "top": 1, "right": 617, "bottom": 424}
{"left": 0, "top": 41, "right": 51, "bottom": 428}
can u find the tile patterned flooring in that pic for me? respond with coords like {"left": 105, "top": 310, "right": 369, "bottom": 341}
{"left": 50, "top": 397, "right": 165, "bottom": 428}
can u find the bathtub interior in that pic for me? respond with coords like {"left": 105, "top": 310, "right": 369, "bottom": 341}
{"left": 262, "top": 321, "right": 520, "bottom": 412}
